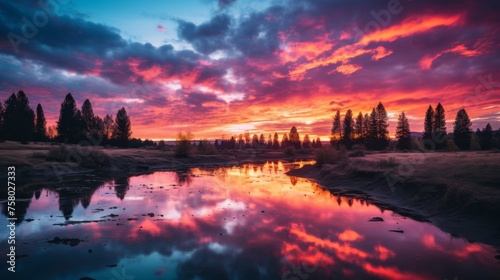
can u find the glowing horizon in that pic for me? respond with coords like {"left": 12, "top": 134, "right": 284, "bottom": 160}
{"left": 1, "top": 0, "right": 498, "bottom": 140}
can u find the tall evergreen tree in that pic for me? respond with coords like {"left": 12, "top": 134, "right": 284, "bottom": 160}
{"left": 303, "top": 134, "right": 311, "bottom": 149}
{"left": 331, "top": 110, "right": 342, "bottom": 146}
{"left": 103, "top": 114, "right": 114, "bottom": 142}
{"left": 112, "top": 107, "right": 132, "bottom": 147}
{"left": 355, "top": 112, "right": 363, "bottom": 141}
{"left": 479, "top": 123, "right": 493, "bottom": 150}
{"left": 362, "top": 113, "right": 370, "bottom": 140}
{"left": 366, "top": 108, "right": 378, "bottom": 149}
{"left": 259, "top": 133, "right": 266, "bottom": 146}
{"left": 81, "top": 99, "right": 96, "bottom": 137}
{"left": 315, "top": 137, "right": 322, "bottom": 148}
{"left": 433, "top": 103, "right": 447, "bottom": 149}
{"left": 34, "top": 103, "right": 47, "bottom": 141}
{"left": 92, "top": 115, "right": 105, "bottom": 144}
{"left": 453, "top": 109, "right": 472, "bottom": 150}
{"left": 375, "top": 102, "right": 389, "bottom": 149}
{"left": 252, "top": 134, "right": 259, "bottom": 147}
{"left": 3, "top": 91, "right": 35, "bottom": 142}
{"left": 289, "top": 126, "right": 301, "bottom": 149}
{"left": 395, "top": 111, "right": 411, "bottom": 150}
{"left": 281, "top": 133, "right": 290, "bottom": 148}
{"left": 57, "top": 93, "right": 81, "bottom": 143}
{"left": 342, "top": 109, "right": 354, "bottom": 149}
{"left": 273, "top": 132, "right": 280, "bottom": 149}
{"left": 423, "top": 105, "right": 434, "bottom": 143}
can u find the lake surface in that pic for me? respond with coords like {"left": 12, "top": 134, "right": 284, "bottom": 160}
{"left": 1, "top": 161, "right": 499, "bottom": 280}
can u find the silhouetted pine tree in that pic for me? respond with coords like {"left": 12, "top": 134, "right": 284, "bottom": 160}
{"left": 228, "top": 136, "right": 236, "bottom": 149}
{"left": 315, "top": 137, "right": 322, "bottom": 148}
{"left": 3, "top": 91, "right": 35, "bottom": 142}
{"left": 355, "top": 112, "right": 363, "bottom": 143}
{"left": 342, "top": 109, "right": 354, "bottom": 149}
{"left": 395, "top": 111, "right": 411, "bottom": 150}
{"left": 259, "top": 133, "right": 266, "bottom": 147}
{"left": 479, "top": 123, "right": 493, "bottom": 150}
{"left": 34, "top": 103, "right": 47, "bottom": 141}
{"left": 273, "top": 132, "right": 280, "bottom": 149}
{"left": 81, "top": 99, "right": 96, "bottom": 138}
{"left": 281, "top": 133, "right": 290, "bottom": 148}
{"left": 267, "top": 134, "right": 273, "bottom": 149}
{"left": 303, "top": 134, "right": 311, "bottom": 149}
{"left": 366, "top": 108, "right": 378, "bottom": 149}
{"left": 289, "top": 126, "right": 301, "bottom": 149}
{"left": 362, "top": 113, "right": 369, "bottom": 140}
{"left": 433, "top": 103, "right": 447, "bottom": 149}
{"left": 57, "top": 93, "right": 82, "bottom": 143}
{"left": 252, "top": 134, "right": 259, "bottom": 148}
{"left": 112, "top": 107, "right": 132, "bottom": 147}
{"left": 331, "top": 110, "right": 342, "bottom": 146}
{"left": 453, "top": 109, "right": 472, "bottom": 150}
{"left": 375, "top": 102, "right": 389, "bottom": 149}
{"left": 423, "top": 105, "right": 434, "bottom": 145}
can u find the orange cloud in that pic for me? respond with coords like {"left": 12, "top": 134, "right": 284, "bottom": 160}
{"left": 359, "top": 14, "right": 463, "bottom": 45}
{"left": 419, "top": 43, "right": 484, "bottom": 69}
{"left": 290, "top": 14, "right": 463, "bottom": 78}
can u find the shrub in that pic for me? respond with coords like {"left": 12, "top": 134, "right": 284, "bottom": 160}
{"left": 445, "top": 139, "right": 459, "bottom": 151}
{"left": 197, "top": 140, "right": 217, "bottom": 155}
{"left": 79, "top": 148, "right": 111, "bottom": 169}
{"left": 377, "top": 157, "right": 398, "bottom": 168}
{"left": 46, "top": 145, "right": 71, "bottom": 162}
{"left": 46, "top": 144, "right": 110, "bottom": 169}
{"left": 174, "top": 132, "right": 194, "bottom": 158}
{"left": 315, "top": 147, "right": 347, "bottom": 166}
{"left": 284, "top": 146, "right": 296, "bottom": 157}
{"left": 349, "top": 144, "right": 365, "bottom": 157}
{"left": 157, "top": 140, "right": 166, "bottom": 150}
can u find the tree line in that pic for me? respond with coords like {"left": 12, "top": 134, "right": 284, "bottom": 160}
{"left": 330, "top": 101, "right": 499, "bottom": 151}
{"left": 0, "top": 90, "right": 133, "bottom": 147}
{"left": 213, "top": 126, "right": 323, "bottom": 150}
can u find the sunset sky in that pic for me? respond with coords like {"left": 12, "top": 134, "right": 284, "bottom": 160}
{"left": 1, "top": 0, "right": 499, "bottom": 140}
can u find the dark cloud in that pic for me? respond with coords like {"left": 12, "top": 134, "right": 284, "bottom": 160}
{"left": 177, "top": 14, "right": 231, "bottom": 55}
{"left": 1, "top": 0, "right": 499, "bottom": 137}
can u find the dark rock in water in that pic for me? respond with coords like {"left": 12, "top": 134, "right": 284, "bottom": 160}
{"left": 368, "top": 217, "right": 384, "bottom": 222}
{"left": 389, "top": 229, "right": 404, "bottom": 233}
{"left": 80, "top": 277, "right": 96, "bottom": 280}
{"left": 88, "top": 249, "right": 92, "bottom": 254}
{"left": 148, "top": 213, "right": 155, "bottom": 217}
{"left": 25, "top": 219, "right": 34, "bottom": 222}
{"left": 101, "top": 214, "right": 119, "bottom": 218}
{"left": 495, "top": 255, "right": 500, "bottom": 259}
{"left": 106, "top": 264, "right": 117, "bottom": 268}
{"left": 47, "top": 237, "right": 82, "bottom": 247}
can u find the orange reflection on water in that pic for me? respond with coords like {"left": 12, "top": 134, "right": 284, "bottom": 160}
{"left": 8, "top": 161, "right": 500, "bottom": 280}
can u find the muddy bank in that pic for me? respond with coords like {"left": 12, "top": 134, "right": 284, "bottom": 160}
{"left": 287, "top": 153, "right": 500, "bottom": 249}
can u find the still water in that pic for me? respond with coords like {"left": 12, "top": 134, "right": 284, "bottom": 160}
{"left": 1, "top": 162, "right": 499, "bottom": 279}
